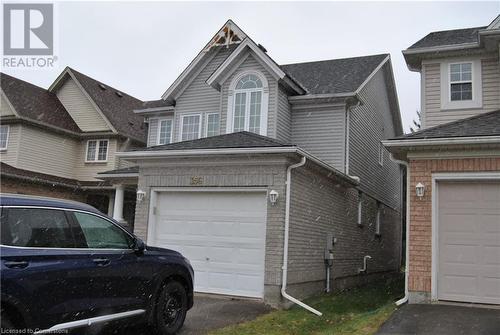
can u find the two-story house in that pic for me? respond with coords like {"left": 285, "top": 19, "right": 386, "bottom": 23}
{"left": 0, "top": 68, "right": 148, "bottom": 225}
{"left": 384, "top": 15, "right": 500, "bottom": 305}
{"left": 103, "top": 20, "right": 404, "bottom": 307}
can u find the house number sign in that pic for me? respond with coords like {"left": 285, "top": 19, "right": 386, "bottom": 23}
{"left": 190, "top": 176, "right": 203, "bottom": 185}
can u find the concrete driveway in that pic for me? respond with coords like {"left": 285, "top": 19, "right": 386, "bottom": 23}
{"left": 179, "top": 295, "right": 272, "bottom": 334}
{"left": 98, "top": 295, "right": 272, "bottom": 335}
{"left": 377, "top": 304, "right": 500, "bottom": 335}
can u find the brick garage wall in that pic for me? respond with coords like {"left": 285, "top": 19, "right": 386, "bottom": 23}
{"left": 1, "top": 177, "right": 86, "bottom": 202}
{"left": 287, "top": 163, "right": 401, "bottom": 299}
{"left": 408, "top": 157, "right": 500, "bottom": 300}
{"left": 133, "top": 154, "right": 289, "bottom": 305}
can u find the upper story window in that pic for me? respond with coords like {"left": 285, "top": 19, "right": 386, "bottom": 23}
{"left": 450, "top": 63, "right": 472, "bottom": 101}
{"left": 440, "top": 59, "right": 482, "bottom": 110}
{"left": 206, "top": 113, "right": 220, "bottom": 137}
{"left": 0, "top": 125, "right": 9, "bottom": 150}
{"left": 180, "top": 114, "right": 201, "bottom": 141}
{"left": 158, "top": 118, "right": 173, "bottom": 145}
{"left": 86, "top": 139, "right": 108, "bottom": 162}
{"left": 227, "top": 71, "right": 269, "bottom": 136}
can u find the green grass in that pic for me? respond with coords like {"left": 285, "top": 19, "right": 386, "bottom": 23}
{"left": 210, "top": 277, "right": 404, "bottom": 335}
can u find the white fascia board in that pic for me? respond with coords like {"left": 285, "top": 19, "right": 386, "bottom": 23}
{"left": 486, "top": 15, "right": 500, "bottom": 29}
{"left": 355, "top": 55, "right": 390, "bottom": 94}
{"left": 402, "top": 43, "right": 480, "bottom": 55}
{"left": 48, "top": 66, "right": 71, "bottom": 92}
{"left": 382, "top": 136, "right": 500, "bottom": 148}
{"left": 133, "top": 106, "right": 175, "bottom": 114}
{"left": 206, "top": 38, "right": 286, "bottom": 87}
{"left": 116, "top": 146, "right": 359, "bottom": 185}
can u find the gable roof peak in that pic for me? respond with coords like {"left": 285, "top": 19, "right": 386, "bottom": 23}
{"left": 203, "top": 19, "right": 247, "bottom": 52}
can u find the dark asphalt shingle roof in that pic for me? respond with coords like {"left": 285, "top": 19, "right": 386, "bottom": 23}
{"left": 69, "top": 68, "right": 147, "bottom": 142}
{"left": 1, "top": 73, "right": 81, "bottom": 132}
{"left": 98, "top": 166, "right": 139, "bottom": 175}
{"left": 280, "top": 54, "right": 388, "bottom": 95}
{"left": 394, "top": 109, "right": 500, "bottom": 140}
{"left": 0, "top": 162, "right": 109, "bottom": 188}
{"left": 138, "top": 131, "right": 292, "bottom": 151}
{"left": 139, "top": 99, "right": 174, "bottom": 109}
{"left": 408, "top": 26, "right": 485, "bottom": 50}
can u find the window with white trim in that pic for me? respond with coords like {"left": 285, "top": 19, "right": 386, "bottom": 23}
{"left": 206, "top": 113, "right": 220, "bottom": 137}
{"left": 378, "top": 142, "right": 384, "bottom": 166}
{"left": 158, "top": 119, "right": 173, "bottom": 145}
{"left": 233, "top": 74, "right": 263, "bottom": 134}
{"left": 450, "top": 63, "right": 472, "bottom": 101}
{"left": 181, "top": 114, "right": 201, "bottom": 141}
{"left": 86, "top": 139, "right": 108, "bottom": 162}
{"left": 0, "top": 125, "right": 9, "bottom": 150}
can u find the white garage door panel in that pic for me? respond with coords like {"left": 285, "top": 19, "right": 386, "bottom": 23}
{"left": 438, "top": 182, "right": 500, "bottom": 304}
{"left": 149, "top": 191, "right": 267, "bottom": 298}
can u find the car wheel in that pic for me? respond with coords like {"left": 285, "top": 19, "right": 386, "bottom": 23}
{"left": 155, "top": 281, "right": 188, "bottom": 335}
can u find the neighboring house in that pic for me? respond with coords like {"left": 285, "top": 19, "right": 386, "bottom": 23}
{"left": 104, "top": 20, "right": 404, "bottom": 307}
{"left": 0, "top": 69, "right": 149, "bottom": 225}
{"left": 384, "top": 15, "right": 500, "bottom": 305}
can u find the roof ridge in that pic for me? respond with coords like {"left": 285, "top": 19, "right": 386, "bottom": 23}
{"left": 280, "top": 53, "right": 389, "bottom": 67}
{"left": 424, "top": 25, "right": 486, "bottom": 35}
{"left": 68, "top": 67, "right": 143, "bottom": 103}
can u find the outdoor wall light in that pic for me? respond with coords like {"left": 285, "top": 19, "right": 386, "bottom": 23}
{"left": 136, "top": 190, "right": 146, "bottom": 203}
{"left": 269, "top": 190, "right": 279, "bottom": 206}
{"left": 415, "top": 183, "right": 425, "bottom": 198}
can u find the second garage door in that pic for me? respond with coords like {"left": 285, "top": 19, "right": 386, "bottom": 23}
{"left": 148, "top": 190, "right": 267, "bottom": 298}
{"left": 438, "top": 181, "right": 500, "bottom": 304}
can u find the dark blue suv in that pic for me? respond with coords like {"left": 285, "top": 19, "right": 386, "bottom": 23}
{"left": 0, "top": 194, "right": 194, "bottom": 334}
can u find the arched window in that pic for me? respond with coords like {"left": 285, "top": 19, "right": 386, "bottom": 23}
{"left": 228, "top": 72, "right": 268, "bottom": 135}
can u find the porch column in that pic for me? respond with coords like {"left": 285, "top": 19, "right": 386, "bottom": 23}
{"left": 112, "top": 184, "right": 125, "bottom": 223}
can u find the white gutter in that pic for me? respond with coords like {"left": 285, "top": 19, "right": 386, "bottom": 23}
{"left": 389, "top": 153, "right": 410, "bottom": 306}
{"left": 383, "top": 136, "right": 500, "bottom": 148}
{"left": 402, "top": 42, "right": 479, "bottom": 55}
{"left": 281, "top": 156, "right": 322, "bottom": 316}
{"left": 133, "top": 106, "right": 174, "bottom": 114}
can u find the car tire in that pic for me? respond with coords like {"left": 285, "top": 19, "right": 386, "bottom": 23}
{"left": 154, "top": 281, "right": 188, "bottom": 335}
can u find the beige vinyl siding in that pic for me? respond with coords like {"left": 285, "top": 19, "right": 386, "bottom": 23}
{"left": 74, "top": 138, "right": 118, "bottom": 181}
{"left": 172, "top": 47, "right": 230, "bottom": 142}
{"left": 0, "top": 124, "right": 21, "bottom": 166}
{"left": 349, "top": 66, "right": 401, "bottom": 209}
{"left": 220, "top": 52, "right": 278, "bottom": 138}
{"left": 0, "top": 94, "right": 15, "bottom": 116}
{"left": 15, "top": 125, "right": 78, "bottom": 179}
{"left": 291, "top": 105, "right": 345, "bottom": 171}
{"left": 276, "top": 86, "right": 292, "bottom": 142}
{"left": 147, "top": 118, "right": 159, "bottom": 147}
{"left": 56, "top": 77, "right": 110, "bottom": 132}
{"left": 117, "top": 139, "right": 139, "bottom": 169}
{"left": 423, "top": 58, "right": 500, "bottom": 128}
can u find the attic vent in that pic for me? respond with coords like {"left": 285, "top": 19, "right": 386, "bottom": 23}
{"left": 98, "top": 84, "right": 106, "bottom": 90}
{"left": 257, "top": 44, "right": 267, "bottom": 53}
{"left": 115, "top": 91, "right": 123, "bottom": 97}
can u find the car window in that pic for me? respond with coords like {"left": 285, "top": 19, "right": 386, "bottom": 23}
{"left": 1, "top": 208, "right": 75, "bottom": 248}
{"left": 73, "top": 212, "right": 134, "bottom": 249}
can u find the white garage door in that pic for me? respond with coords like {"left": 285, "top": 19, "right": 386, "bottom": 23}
{"left": 148, "top": 190, "right": 267, "bottom": 298}
{"left": 438, "top": 181, "right": 500, "bottom": 304}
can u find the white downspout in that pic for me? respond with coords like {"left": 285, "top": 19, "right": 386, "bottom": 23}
{"left": 281, "top": 156, "right": 323, "bottom": 316}
{"left": 389, "top": 153, "right": 410, "bottom": 306}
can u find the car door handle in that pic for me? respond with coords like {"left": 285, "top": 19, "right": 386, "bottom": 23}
{"left": 4, "top": 261, "right": 29, "bottom": 269}
{"left": 92, "top": 258, "right": 111, "bottom": 267}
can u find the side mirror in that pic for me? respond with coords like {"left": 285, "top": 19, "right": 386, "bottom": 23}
{"left": 133, "top": 238, "right": 146, "bottom": 255}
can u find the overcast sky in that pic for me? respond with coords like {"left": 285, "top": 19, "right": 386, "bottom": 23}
{"left": 3, "top": 1, "right": 499, "bottom": 132}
